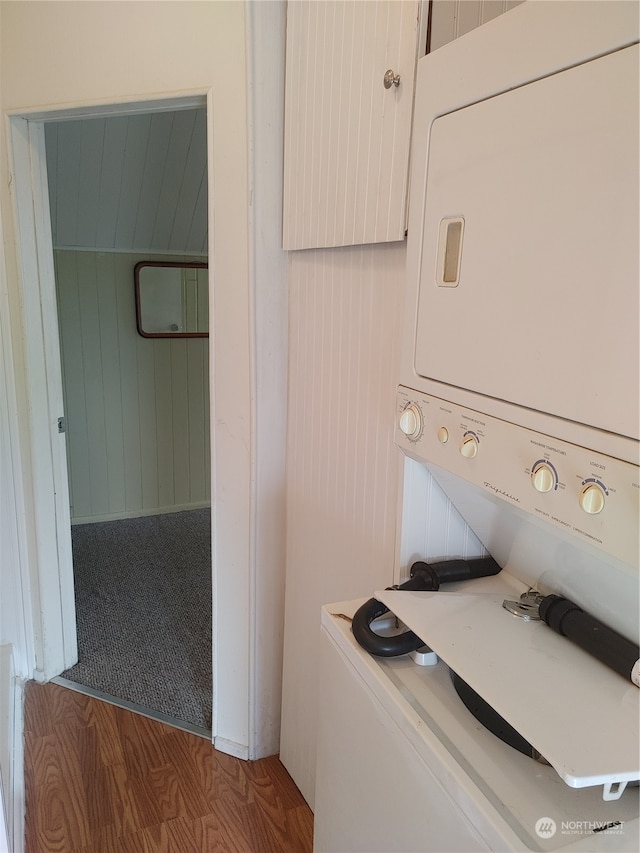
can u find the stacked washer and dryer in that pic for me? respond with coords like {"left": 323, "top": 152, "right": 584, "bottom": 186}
{"left": 314, "top": 3, "right": 639, "bottom": 851}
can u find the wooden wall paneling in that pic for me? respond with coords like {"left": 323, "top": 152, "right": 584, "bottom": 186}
{"left": 429, "top": 0, "right": 523, "bottom": 52}
{"left": 170, "top": 338, "right": 190, "bottom": 507}
{"left": 429, "top": 0, "right": 455, "bottom": 50}
{"left": 45, "top": 123, "right": 58, "bottom": 245}
{"left": 153, "top": 338, "right": 175, "bottom": 509}
{"left": 282, "top": 0, "right": 304, "bottom": 253}
{"left": 187, "top": 175, "right": 208, "bottom": 256}
{"left": 45, "top": 110, "right": 208, "bottom": 256}
{"left": 351, "top": 2, "right": 386, "bottom": 246}
{"left": 196, "top": 269, "right": 208, "bottom": 333}
{"left": 55, "top": 250, "right": 210, "bottom": 522}
{"left": 96, "top": 253, "right": 126, "bottom": 514}
{"left": 76, "top": 252, "right": 110, "bottom": 518}
{"left": 319, "top": 0, "right": 342, "bottom": 251}
{"left": 52, "top": 121, "right": 82, "bottom": 248}
{"left": 55, "top": 252, "right": 91, "bottom": 518}
{"left": 456, "top": 0, "right": 483, "bottom": 38}
{"left": 136, "top": 323, "right": 160, "bottom": 513}
{"left": 187, "top": 342, "right": 207, "bottom": 504}
{"left": 170, "top": 110, "right": 207, "bottom": 253}
{"left": 133, "top": 113, "right": 175, "bottom": 252}
{"left": 95, "top": 117, "right": 129, "bottom": 250}
{"left": 150, "top": 110, "right": 196, "bottom": 252}
{"left": 76, "top": 118, "right": 105, "bottom": 249}
{"left": 281, "top": 242, "right": 490, "bottom": 804}
{"left": 113, "top": 115, "right": 152, "bottom": 251}
{"left": 281, "top": 242, "right": 407, "bottom": 805}
{"left": 481, "top": 0, "right": 510, "bottom": 26}
{"left": 203, "top": 347, "right": 211, "bottom": 502}
{"left": 398, "top": 457, "right": 485, "bottom": 576}
{"left": 113, "top": 252, "right": 143, "bottom": 513}
{"left": 305, "top": 0, "right": 328, "bottom": 250}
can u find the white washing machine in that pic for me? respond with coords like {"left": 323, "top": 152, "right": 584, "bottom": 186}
{"left": 314, "top": 2, "right": 639, "bottom": 850}
{"left": 315, "top": 589, "right": 639, "bottom": 852}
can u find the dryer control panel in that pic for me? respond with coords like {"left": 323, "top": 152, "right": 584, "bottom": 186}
{"left": 396, "top": 386, "right": 639, "bottom": 568}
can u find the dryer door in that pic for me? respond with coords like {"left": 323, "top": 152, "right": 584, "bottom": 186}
{"left": 414, "top": 44, "right": 639, "bottom": 441}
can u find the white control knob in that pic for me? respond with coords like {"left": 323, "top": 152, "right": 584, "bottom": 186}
{"left": 531, "top": 463, "right": 555, "bottom": 493}
{"left": 579, "top": 483, "right": 605, "bottom": 515}
{"left": 437, "top": 427, "right": 449, "bottom": 444}
{"left": 459, "top": 434, "right": 478, "bottom": 459}
{"left": 399, "top": 403, "right": 423, "bottom": 440}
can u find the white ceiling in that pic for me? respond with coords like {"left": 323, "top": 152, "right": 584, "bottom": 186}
{"left": 45, "top": 107, "right": 208, "bottom": 256}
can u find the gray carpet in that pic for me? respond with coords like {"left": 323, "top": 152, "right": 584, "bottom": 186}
{"left": 61, "top": 508, "right": 212, "bottom": 729}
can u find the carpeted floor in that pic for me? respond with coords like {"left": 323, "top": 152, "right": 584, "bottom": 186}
{"left": 61, "top": 508, "right": 212, "bottom": 729}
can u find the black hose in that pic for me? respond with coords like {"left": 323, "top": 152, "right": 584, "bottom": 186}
{"left": 539, "top": 594, "right": 640, "bottom": 685}
{"left": 351, "top": 557, "right": 501, "bottom": 657}
{"left": 350, "top": 596, "right": 430, "bottom": 657}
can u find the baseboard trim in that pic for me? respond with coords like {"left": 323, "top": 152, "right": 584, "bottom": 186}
{"left": 214, "top": 736, "right": 250, "bottom": 761}
{"left": 0, "top": 647, "right": 25, "bottom": 853}
{"left": 71, "top": 502, "right": 211, "bottom": 525}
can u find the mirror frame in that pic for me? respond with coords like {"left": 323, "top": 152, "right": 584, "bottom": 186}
{"left": 134, "top": 260, "right": 209, "bottom": 338}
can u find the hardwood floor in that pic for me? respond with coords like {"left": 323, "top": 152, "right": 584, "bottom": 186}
{"left": 24, "top": 682, "right": 313, "bottom": 852}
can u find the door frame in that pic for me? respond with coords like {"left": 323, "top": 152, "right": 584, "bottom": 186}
{"left": 5, "top": 3, "right": 288, "bottom": 762}
{"left": 7, "top": 91, "right": 222, "bottom": 734}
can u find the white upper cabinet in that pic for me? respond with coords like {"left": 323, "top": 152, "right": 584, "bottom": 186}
{"left": 282, "top": 0, "right": 523, "bottom": 251}
{"left": 283, "top": 0, "right": 422, "bottom": 250}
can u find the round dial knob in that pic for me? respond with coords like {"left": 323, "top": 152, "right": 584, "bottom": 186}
{"left": 399, "top": 403, "right": 423, "bottom": 440}
{"left": 531, "top": 463, "right": 555, "bottom": 493}
{"left": 459, "top": 434, "right": 478, "bottom": 459}
{"left": 437, "top": 427, "right": 449, "bottom": 444}
{"left": 579, "top": 483, "right": 605, "bottom": 515}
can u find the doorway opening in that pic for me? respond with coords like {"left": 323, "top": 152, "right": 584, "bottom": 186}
{"left": 14, "top": 99, "right": 214, "bottom": 735}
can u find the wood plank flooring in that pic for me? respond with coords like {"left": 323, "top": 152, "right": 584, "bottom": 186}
{"left": 24, "top": 682, "right": 313, "bottom": 852}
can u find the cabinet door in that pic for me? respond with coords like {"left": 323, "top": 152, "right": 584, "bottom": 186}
{"left": 283, "top": 1, "right": 421, "bottom": 250}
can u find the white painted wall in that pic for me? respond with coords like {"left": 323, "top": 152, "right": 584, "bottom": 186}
{"left": 0, "top": 44, "right": 29, "bottom": 849}
{"left": 246, "top": 0, "right": 289, "bottom": 757}
{"left": 280, "top": 0, "right": 523, "bottom": 809}
{"left": 0, "top": 235, "right": 30, "bottom": 674}
{"left": 0, "top": 0, "right": 289, "bottom": 773}
{"left": 54, "top": 250, "right": 210, "bottom": 523}
{"left": 0, "top": 239, "right": 27, "bottom": 853}
{"left": 281, "top": 241, "right": 407, "bottom": 805}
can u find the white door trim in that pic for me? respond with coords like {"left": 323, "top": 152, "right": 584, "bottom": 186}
{"left": 8, "top": 115, "right": 76, "bottom": 677}
{"left": 6, "top": 95, "right": 222, "bottom": 745}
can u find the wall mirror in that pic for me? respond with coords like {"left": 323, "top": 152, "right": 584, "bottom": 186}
{"left": 135, "top": 261, "right": 209, "bottom": 337}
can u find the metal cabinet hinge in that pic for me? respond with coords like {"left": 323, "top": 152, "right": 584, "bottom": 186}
{"left": 57, "top": 417, "right": 66, "bottom": 434}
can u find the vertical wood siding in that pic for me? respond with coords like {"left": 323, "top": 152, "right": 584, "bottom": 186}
{"left": 398, "top": 456, "right": 485, "bottom": 575}
{"left": 282, "top": 240, "right": 482, "bottom": 805}
{"left": 282, "top": 243, "right": 404, "bottom": 803}
{"left": 430, "top": 0, "right": 523, "bottom": 51}
{"left": 280, "top": 1, "right": 523, "bottom": 803}
{"left": 283, "top": 1, "right": 420, "bottom": 250}
{"left": 55, "top": 250, "right": 210, "bottom": 523}
{"left": 45, "top": 110, "right": 207, "bottom": 255}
